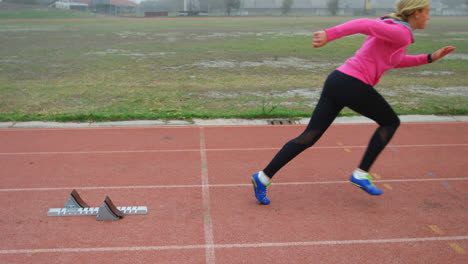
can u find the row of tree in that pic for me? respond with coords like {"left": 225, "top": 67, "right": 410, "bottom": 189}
{"left": 141, "top": 0, "right": 295, "bottom": 15}
{"left": 3, "top": 0, "right": 293, "bottom": 15}
{"left": 136, "top": 0, "right": 468, "bottom": 15}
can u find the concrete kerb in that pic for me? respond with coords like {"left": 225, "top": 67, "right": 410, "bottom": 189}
{"left": 0, "top": 115, "right": 467, "bottom": 129}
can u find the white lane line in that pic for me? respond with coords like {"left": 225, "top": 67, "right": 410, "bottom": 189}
{"left": 0, "top": 126, "right": 197, "bottom": 132}
{"left": 1, "top": 236, "right": 468, "bottom": 255}
{"left": 215, "top": 236, "right": 468, "bottom": 249}
{"left": 0, "top": 149, "right": 201, "bottom": 155}
{"left": 1, "top": 178, "right": 468, "bottom": 192}
{"left": 0, "top": 185, "right": 202, "bottom": 192}
{"left": 199, "top": 127, "right": 216, "bottom": 264}
{"left": 0, "top": 144, "right": 466, "bottom": 156}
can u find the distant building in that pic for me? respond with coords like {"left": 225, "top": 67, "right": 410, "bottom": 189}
{"left": 51, "top": 0, "right": 89, "bottom": 11}
{"left": 51, "top": 0, "right": 139, "bottom": 15}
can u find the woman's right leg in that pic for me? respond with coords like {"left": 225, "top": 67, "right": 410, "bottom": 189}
{"left": 251, "top": 88, "right": 342, "bottom": 204}
{"left": 251, "top": 70, "right": 344, "bottom": 205}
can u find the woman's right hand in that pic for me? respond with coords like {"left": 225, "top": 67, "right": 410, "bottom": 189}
{"left": 313, "top": 31, "right": 328, "bottom": 48}
{"left": 431, "top": 46, "right": 456, "bottom": 63}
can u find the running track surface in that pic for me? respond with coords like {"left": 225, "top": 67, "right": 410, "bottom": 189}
{"left": 0, "top": 121, "right": 467, "bottom": 263}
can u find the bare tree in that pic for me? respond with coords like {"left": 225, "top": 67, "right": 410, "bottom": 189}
{"left": 199, "top": 0, "right": 224, "bottom": 12}
{"left": 281, "top": 0, "right": 293, "bottom": 15}
{"left": 444, "top": 0, "right": 467, "bottom": 7}
{"left": 327, "top": 0, "right": 339, "bottom": 16}
{"left": 224, "top": 0, "right": 240, "bottom": 16}
{"left": 140, "top": 0, "right": 158, "bottom": 11}
{"left": 4, "top": 0, "right": 40, "bottom": 3}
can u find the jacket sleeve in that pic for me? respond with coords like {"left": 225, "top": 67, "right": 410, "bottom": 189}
{"left": 325, "top": 18, "right": 412, "bottom": 46}
{"left": 394, "top": 54, "right": 429, "bottom": 68}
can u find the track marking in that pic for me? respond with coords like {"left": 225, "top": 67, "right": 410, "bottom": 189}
{"left": 441, "top": 182, "right": 452, "bottom": 189}
{"left": 428, "top": 225, "right": 445, "bottom": 235}
{"left": 449, "top": 243, "right": 467, "bottom": 254}
{"left": 199, "top": 127, "right": 216, "bottom": 264}
{"left": 425, "top": 172, "right": 454, "bottom": 189}
{"left": 427, "top": 225, "right": 467, "bottom": 254}
{"left": 1, "top": 236, "right": 468, "bottom": 255}
{"left": 383, "top": 184, "right": 393, "bottom": 190}
{"left": 371, "top": 173, "right": 381, "bottom": 179}
{"left": 1, "top": 143, "right": 466, "bottom": 156}
{"left": 1, "top": 177, "right": 468, "bottom": 192}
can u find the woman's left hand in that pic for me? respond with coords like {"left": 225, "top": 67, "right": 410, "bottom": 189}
{"left": 431, "top": 46, "right": 456, "bottom": 62}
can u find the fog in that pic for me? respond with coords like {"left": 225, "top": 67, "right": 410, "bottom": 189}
{"left": 1, "top": 0, "right": 467, "bottom": 16}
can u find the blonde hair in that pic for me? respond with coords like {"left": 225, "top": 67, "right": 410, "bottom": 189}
{"left": 387, "top": 0, "right": 429, "bottom": 21}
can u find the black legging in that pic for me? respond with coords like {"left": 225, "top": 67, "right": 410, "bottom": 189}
{"left": 263, "top": 70, "right": 400, "bottom": 178}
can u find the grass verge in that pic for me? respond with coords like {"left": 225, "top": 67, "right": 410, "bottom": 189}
{"left": 0, "top": 7, "right": 467, "bottom": 122}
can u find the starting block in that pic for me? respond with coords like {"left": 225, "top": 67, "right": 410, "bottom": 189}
{"left": 65, "top": 189, "right": 89, "bottom": 209}
{"left": 47, "top": 189, "right": 147, "bottom": 221}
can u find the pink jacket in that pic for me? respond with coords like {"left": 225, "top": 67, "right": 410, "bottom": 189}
{"left": 325, "top": 18, "right": 429, "bottom": 86}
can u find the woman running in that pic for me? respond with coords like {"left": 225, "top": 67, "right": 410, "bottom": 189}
{"left": 252, "top": 0, "right": 456, "bottom": 204}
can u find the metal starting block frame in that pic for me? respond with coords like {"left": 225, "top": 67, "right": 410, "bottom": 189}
{"left": 47, "top": 189, "right": 147, "bottom": 221}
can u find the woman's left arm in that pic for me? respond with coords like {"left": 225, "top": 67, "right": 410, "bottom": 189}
{"left": 395, "top": 46, "right": 456, "bottom": 68}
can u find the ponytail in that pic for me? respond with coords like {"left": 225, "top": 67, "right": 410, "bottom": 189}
{"left": 387, "top": 0, "right": 429, "bottom": 22}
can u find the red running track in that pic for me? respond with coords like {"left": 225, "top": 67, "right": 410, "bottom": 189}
{"left": 0, "top": 122, "right": 467, "bottom": 263}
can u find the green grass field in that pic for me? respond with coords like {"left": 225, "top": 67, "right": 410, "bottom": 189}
{"left": 1, "top": 5, "right": 467, "bottom": 122}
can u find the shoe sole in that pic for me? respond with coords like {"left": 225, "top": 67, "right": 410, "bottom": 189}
{"left": 351, "top": 181, "right": 382, "bottom": 195}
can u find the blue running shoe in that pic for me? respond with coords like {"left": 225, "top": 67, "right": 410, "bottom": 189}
{"left": 252, "top": 172, "right": 271, "bottom": 205}
{"left": 350, "top": 174, "right": 383, "bottom": 196}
